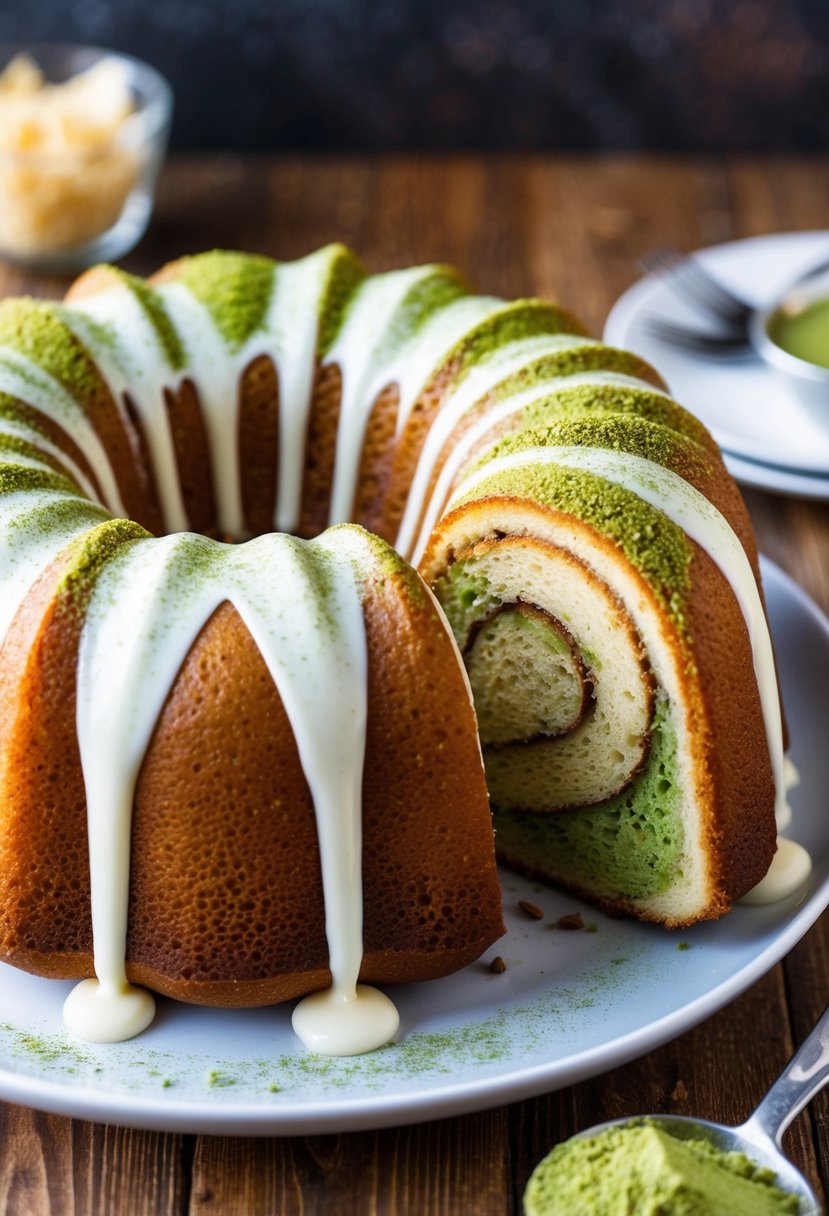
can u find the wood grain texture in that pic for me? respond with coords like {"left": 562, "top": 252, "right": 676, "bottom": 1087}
{"left": 190, "top": 1111, "right": 508, "bottom": 1215}
{"left": 0, "top": 153, "right": 826, "bottom": 1215}
{"left": 0, "top": 1104, "right": 188, "bottom": 1215}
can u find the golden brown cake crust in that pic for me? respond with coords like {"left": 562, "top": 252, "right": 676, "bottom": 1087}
{"left": 237, "top": 354, "right": 280, "bottom": 538}
{"left": 0, "top": 554, "right": 93, "bottom": 975}
{"left": 0, "top": 548, "right": 503, "bottom": 1004}
{"left": 297, "top": 361, "right": 343, "bottom": 538}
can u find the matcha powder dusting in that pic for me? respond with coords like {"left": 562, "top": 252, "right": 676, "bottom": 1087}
{"left": 523, "top": 1120, "right": 800, "bottom": 1216}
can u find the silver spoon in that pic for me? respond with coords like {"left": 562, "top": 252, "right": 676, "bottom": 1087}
{"left": 571, "top": 1003, "right": 829, "bottom": 1213}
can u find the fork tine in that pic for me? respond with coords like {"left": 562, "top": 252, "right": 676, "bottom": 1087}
{"left": 674, "top": 259, "right": 751, "bottom": 324}
{"left": 642, "top": 315, "right": 751, "bottom": 356}
{"left": 642, "top": 247, "right": 751, "bottom": 326}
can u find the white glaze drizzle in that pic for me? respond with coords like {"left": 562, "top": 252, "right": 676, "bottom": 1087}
{"left": 739, "top": 837, "right": 812, "bottom": 905}
{"left": 0, "top": 347, "right": 128, "bottom": 516}
{"left": 56, "top": 256, "right": 518, "bottom": 545}
{"left": 325, "top": 278, "right": 509, "bottom": 527}
{"left": 149, "top": 280, "right": 247, "bottom": 536}
{"left": 387, "top": 294, "right": 507, "bottom": 437}
{"left": 64, "top": 291, "right": 191, "bottom": 533}
{"left": 0, "top": 443, "right": 69, "bottom": 478}
{"left": 159, "top": 250, "right": 332, "bottom": 537}
{"left": 395, "top": 332, "right": 595, "bottom": 557}
{"left": 66, "top": 525, "right": 398, "bottom": 1053}
{"left": 450, "top": 444, "right": 791, "bottom": 833}
{"left": 0, "top": 252, "right": 428, "bottom": 1052}
{"left": 0, "top": 412, "right": 100, "bottom": 502}
{"left": 740, "top": 760, "right": 808, "bottom": 905}
{"left": 68, "top": 278, "right": 265, "bottom": 539}
{"left": 64, "top": 249, "right": 346, "bottom": 540}
{"left": 0, "top": 489, "right": 108, "bottom": 642}
{"left": 323, "top": 265, "right": 450, "bottom": 526}
{"left": 399, "top": 367, "right": 667, "bottom": 563}
{"left": 269, "top": 250, "right": 348, "bottom": 533}
{"left": 158, "top": 247, "right": 345, "bottom": 537}
{"left": 778, "top": 756, "right": 799, "bottom": 832}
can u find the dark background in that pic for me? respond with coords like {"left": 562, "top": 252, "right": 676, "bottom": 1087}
{"left": 1, "top": 0, "right": 828, "bottom": 152}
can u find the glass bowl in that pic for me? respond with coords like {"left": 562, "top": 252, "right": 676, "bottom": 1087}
{"left": 0, "top": 43, "right": 173, "bottom": 274}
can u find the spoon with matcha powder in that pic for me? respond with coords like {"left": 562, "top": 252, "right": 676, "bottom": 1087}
{"left": 525, "top": 1004, "right": 829, "bottom": 1215}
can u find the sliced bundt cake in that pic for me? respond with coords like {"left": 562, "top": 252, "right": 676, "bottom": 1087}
{"left": 0, "top": 244, "right": 788, "bottom": 1049}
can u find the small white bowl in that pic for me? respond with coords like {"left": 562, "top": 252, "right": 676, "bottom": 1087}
{"left": 750, "top": 272, "right": 829, "bottom": 418}
{"left": 0, "top": 43, "right": 173, "bottom": 274}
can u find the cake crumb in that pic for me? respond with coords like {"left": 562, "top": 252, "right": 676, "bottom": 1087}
{"left": 671, "top": 1078, "right": 689, "bottom": 1103}
{"left": 518, "top": 900, "right": 544, "bottom": 920}
{"left": 489, "top": 955, "right": 507, "bottom": 974}
{"left": 556, "top": 913, "right": 584, "bottom": 931}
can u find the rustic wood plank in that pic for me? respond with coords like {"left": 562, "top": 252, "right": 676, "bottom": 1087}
{"left": 518, "top": 155, "right": 731, "bottom": 335}
{"left": 141, "top": 153, "right": 277, "bottom": 271}
{"left": 742, "top": 489, "right": 829, "bottom": 606}
{"left": 783, "top": 924, "right": 829, "bottom": 1193}
{"left": 0, "top": 1106, "right": 72, "bottom": 1216}
{"left": 189, "top": 1110, "right": 508, "bottom": 1215}
{"left": 0, "top": 1106, "right": 188, "bottom": 1215}
{"left": 726, "top": 156, "right": 829, "bottom": 239}
{"left": 267, "top": 156, "right": 380, "bottom": 261}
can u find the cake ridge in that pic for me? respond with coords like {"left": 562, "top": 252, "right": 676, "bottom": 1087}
{"left": 323, "top": 262, "right": 472, "bottom": 526}
{"left": 177, "top": 250, "right": 277, "bottom": 352}
{"left": 0, "top": 347, "right": 127, "bottom": 516}
{"left": 399, "top": 372, "right": 674, "bottom": 563}
{"left": 73, "top": 525, "right": 384, "bottom": 1050}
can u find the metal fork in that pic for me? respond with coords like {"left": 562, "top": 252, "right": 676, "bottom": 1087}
{"left": 641, "top": 247, "right": 752, "bottom": 328}
{"left": 641, "top": 245, "right": 829, "bottom": 356}
{"left": 640, "top": 315, "right": 752, "bottom": 357}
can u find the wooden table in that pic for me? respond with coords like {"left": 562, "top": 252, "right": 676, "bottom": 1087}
{"left": 1, "top": 154, "right": 828, "bottom": 1214}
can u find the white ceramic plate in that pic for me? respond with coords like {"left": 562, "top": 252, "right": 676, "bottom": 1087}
{"left": 723, "top": 452, "right": 829, "bottom": 501}
{"left": 604, "top": 231, "right": 829, "bottom": 495}
{"left": 0, "top": 558, "right": 825, "bottom": 1135}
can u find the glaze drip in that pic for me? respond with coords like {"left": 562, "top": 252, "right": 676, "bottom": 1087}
{"left": 68, "top": 525, "right": 397, "bottom": 1050}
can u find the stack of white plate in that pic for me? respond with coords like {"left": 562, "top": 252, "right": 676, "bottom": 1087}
{"left": 604, "top": 231, "right": 829, "bottom": 500}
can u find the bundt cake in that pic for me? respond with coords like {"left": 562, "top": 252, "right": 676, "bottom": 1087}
{"left": 0, "top": 244, "right": 790, "bottom": 1052}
